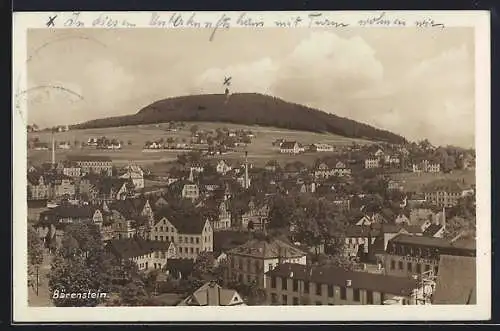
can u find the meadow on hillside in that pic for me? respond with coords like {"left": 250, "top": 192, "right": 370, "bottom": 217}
{"left": 27, "top": 122, "right": 373, "bottom": 169}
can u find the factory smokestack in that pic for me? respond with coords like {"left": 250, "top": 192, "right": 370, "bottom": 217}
{"left": 51, "top": 131, "right": 55, "bottom": 166}
{"left": 244, "top": 151, "right": 249, "bottom": 189}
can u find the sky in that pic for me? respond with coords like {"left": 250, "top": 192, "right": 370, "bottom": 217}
{"left": 24, "top": 27, "right": 475, "bottom": 148}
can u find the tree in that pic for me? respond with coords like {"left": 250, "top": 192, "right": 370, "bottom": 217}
{"left": 28, "top": 225, "right": 44, "bottom": 294}
{"left": 47, "top": 222, "right": 136, "bottom": 307}
{"left": 119, "top": 279, "right": 149, "bottom": 306}
{"left": 241, "top": 135, "right": 251, "bottom": 144}
{"left": 268, "top": 194, "right": 295, "bottom": 230}
{"left": 193, "top": 251, "right": 216, "bottom": 279}
{"left": 190, "top": 125, "right": 199, "bottom": 136}
{"left": 207, "top": 136, "right": 215, "bottom": 146}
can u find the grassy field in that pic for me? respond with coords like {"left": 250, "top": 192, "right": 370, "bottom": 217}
{"left": 390, "top": 170, "right": 476, "bottom": 192}
{"left": 28, "top": 122, "right": 374, "bottom": 171}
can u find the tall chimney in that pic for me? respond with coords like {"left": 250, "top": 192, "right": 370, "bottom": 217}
{"left": 51, "top": 132, "right": 55, "bottom": 166}
{"left": 442, "top": 207, "right": 446, "bottom": 230}
{"left": 244, "top": 151, "right": 249, "bottom": 189}
{"left": 188, "top": 167, "right": 194, "bottom": 182}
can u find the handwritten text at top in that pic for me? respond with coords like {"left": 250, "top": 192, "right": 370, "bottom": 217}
{"left": 56, "top": 11, "right": 445, "bottom": 33}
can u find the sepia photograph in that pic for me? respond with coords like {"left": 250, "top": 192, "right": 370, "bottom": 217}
{"left": 13, "top": 11, "right": 490, "bottom": 322}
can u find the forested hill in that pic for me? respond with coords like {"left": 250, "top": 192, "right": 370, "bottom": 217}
{"left": 73, "top": 93, "right": 407, "bottom": 144}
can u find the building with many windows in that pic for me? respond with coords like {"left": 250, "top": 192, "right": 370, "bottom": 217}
{"left": 182, "top": 184, "right": 200, "bottom": 201}
{"left": 383, "top": 234, "right": 475, "bottom": 279}
{"left": 412, "top": 159, "right": 441, "bottom": 173}
{"left": 66, "top": 155, "right": 113, "bottom": 176}
{"left": 364, "top": 158, "right": 380, "bottom": 169}
{"left": 107, "top": 237, "right": 176, "bottom": 271}
{"left": 149, "top": 209, "right": 213, "bottom": 260}
{"left": 27, "top": 173, "right": 49, "bottom": 200}
{"left": 422, "top": 180, "right": 465, "bottom": 207}
{"left": 265, "top": 263, "right": 419, "bottom": 305}
{"left": 226, "top": 238, "right": 307, "bottom": 288}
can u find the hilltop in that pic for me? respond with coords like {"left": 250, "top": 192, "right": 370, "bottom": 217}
{"left": 73, "top": 93, "right": 407, "bottom": 144}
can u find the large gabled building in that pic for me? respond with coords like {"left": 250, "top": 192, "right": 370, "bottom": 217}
{"left": 149, "top": 208, "right": 213, "bottom": 260}
{"left": 226, "top": 238, "right": 307, "bottom": 288}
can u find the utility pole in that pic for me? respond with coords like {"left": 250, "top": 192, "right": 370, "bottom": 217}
{"left": 51, "top": 130, "right": 56, "bottom": 166}
{"left": 36, "top": 265, "right": 39, "bottom": 296}
{"left": 244, "top": 151, "right": 249, "bottom": 189}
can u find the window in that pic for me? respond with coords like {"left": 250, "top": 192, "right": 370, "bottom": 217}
{"left": 268, "top": 263, "right": 273, "bottom": 271}
{"left": 367, "top": 290, "right": 373, "bottom": 304}
{"left": 271, "top": 293, "right": 278, "bottom": 304}
{"left": 190, "top": 247, "right": 194, "bottom": 254}
{"left": 353, "top": 288, "right": 360, "bottom": 302}
{"left": 425, "top": 264, "right": 430, "bottom": 272}
{"left": 434, "top": 266, "right": 439, "bottom": 276}
{"left": 196, "top": 237, "right": 200, "bottom": 244}
{"left": 398, "top": 261, "right": 404, "bottom": 270}
{"left": 282, "top": 295, "right": 287, "bottom": 305}
{"left": 179, "top": 247, "right": 182, "bottom": 253}
{"left": 160, "top": 236, "right": 164, "bottom": 241}
{"left": 390, "top": 260, "right": 396, "bottom": 270}
{"left": 407, "top": 262, "right": 413, "bottom": 272}
{"left": 271, "top": 276, "right": 277, "bottom": 288}
{"left": 293, "top": 279, "right": 299, "bottom": 292}
{"left": 315, "top": 301, "right": 322, "bottom": 305}
{"left": 179, "top": 237, "right": 183, "bottom": 243}
{"left": 171, "top": 237, "right": 175, "bottom": 243}
{"left": 190, "top": 237, "right": 194, "bottom": 244}
{"left": 155, "top": 236, "right": 158, "bottom": 241}
{"left": 328, "top": 285, "right": 334, "bottom": 297}
{"left": 293, "top": 297, "right": 299, "bottom": 305}
{"left": 282, "top": 277, "right": 288, "bottom": 290}
{"left": 196, "top": 248, "right": 200, "bottom": 254}
{"left": 247, "top": 275, "right": 251, "bottom": 283}
{"left": 160, "top": 226, "right": 163, "bottom": 232}
{"left": 416, "top": 263, "right": 422, "bottom": 273}
{"left": 316, "top": 283, "right": 322, "bottom": 296}
{"left": 340, "top": 287, "right": 347, "bottom": 300}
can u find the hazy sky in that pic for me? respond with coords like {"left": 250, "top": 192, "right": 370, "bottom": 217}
{"left": 24, "top": 28, "right": 475, "bottom": 147}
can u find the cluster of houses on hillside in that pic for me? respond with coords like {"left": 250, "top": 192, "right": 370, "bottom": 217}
{"left": 28, "top": 140, "right": 476, "bottom": 306}
{"left": 276, "top": 141, "right": 475, "bottom": 175}
{"left": 87, "top": 137, "right": 122, "bottom": 149}
{"left": 143, "top": 127, "right": 255, "bottom": 152}
{"left": 27, "top": 156, "right": 145, "bottom": 204}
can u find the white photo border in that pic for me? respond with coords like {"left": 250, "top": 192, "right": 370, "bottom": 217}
{"left": 12, "top": 10, "right": 491, "bottom": 322}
